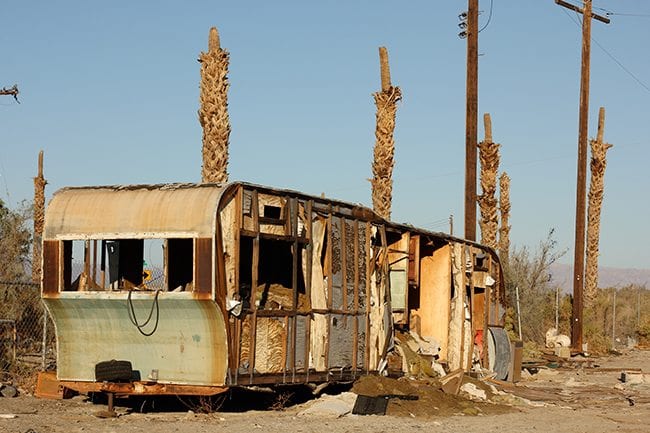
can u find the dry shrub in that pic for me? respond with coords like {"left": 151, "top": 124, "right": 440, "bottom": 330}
{"left": 502, "top": 229, "right": 566, "bottom": 345}
{"left": 583, "top": 285, "right": 649, "bottom": 353}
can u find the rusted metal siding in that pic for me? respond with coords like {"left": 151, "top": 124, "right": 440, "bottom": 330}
{"left": 42, "top": 240, "right": 59, "bottom": 294}
{"left": 195, "top": 238, "right": 212, "bottom": 298}
{"left": 44, "top": 184, "right": 225, "bottom": 239}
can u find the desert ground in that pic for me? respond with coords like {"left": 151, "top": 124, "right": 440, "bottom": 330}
{"left": 2, "top": 349, "right": 650, "bottom": 433}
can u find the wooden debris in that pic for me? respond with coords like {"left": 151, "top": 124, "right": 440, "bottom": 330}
{"left": 440, "top": 368, "right": 464, "bottom": 395}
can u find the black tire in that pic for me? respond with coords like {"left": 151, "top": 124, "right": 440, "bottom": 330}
{"left": 95, "top": 360, "right": 133, "bottom": 382}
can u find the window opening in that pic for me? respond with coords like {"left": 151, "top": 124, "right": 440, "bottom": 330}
{"left": 239, "top": 236, "right": 306, "bottom": 311}
{"left": 263, "top": 205, "right": 282, "bottom": 220}
{"left": 61, "top": 238, "right": 193, "bottom": 291}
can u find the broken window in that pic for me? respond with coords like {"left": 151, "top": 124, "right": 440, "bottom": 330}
{"left": 60, "top": 238, "right": 194, "bottom": 292}
{"left": 238, "top": 236, "right": 307, "bottom": 311}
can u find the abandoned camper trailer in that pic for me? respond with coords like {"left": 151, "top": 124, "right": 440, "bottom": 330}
{"left": 41, "top": 182, "right": 508, "bottom": 398}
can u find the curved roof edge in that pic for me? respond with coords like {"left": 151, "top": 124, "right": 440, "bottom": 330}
{"left": 43, "top": 180, "right": 501, "bottom": 261}
{"left": 44, "top": 182, "right": 228, "bottom": 239}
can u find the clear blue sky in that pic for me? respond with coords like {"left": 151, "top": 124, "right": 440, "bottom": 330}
{"left": 2, "top": 1, "right": 649, "bottom": 269}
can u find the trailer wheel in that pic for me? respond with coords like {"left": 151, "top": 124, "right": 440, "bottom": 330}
{"left": 95, "top": 360, "right": 133, "bottom": 382}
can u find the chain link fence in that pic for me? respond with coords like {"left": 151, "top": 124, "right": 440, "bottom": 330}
{"left": 0, "top": 280, "right": 56, "bottom": 389}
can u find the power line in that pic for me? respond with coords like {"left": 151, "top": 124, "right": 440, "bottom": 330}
{"left": 593, "top": 4, "right": 650, "bottom": 17}
{"left": 606, "top": 12, "right": 650, "bottom": 18}
{"left": 561, "top": 8, "right": 650, "bottom": 94}
{"left": 479, "top": 0, "right": 494, "bottom": 33}
{"left": 591, "top": 37, "right": 650, "bottom": 93}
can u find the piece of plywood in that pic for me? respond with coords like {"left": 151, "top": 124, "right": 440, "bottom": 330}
{"left": 368, "top": 225, "right": 388, "bottom": 370}
{"left": 473, "top": 290, "right": 486, "bottom": 333}
{"left": 416, "top": 245, "right": 451, "bottom": 360}
{"left": 219, "top": 198, "right": 238, "bottom": 299}
{"left": 307, "top": 217, "right": 328, "bottom": 371}
{"left": 388, "top": 233, "right": 409, "bottom": 311}
{"left": 447, "top": 243, "right": 464, "bottom": 371}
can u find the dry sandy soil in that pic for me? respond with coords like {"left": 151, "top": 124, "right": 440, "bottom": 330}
{"left": 2, "top": 349, "right": 650, "bottom": 433}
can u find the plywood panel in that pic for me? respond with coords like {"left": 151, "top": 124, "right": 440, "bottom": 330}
{"left": 388, "top": 233, "right": 409, "bottom": 311}
{"left": 42, "top": 240, "right": 60, "bottom": 294}
{"left": 416, "top": 245, "right": 451, "bottom": 360}
{"left": 219, "top": 198, "right": 238, "bottom": 299}
{"left": 448, "top": 243, "right": 465, "bottom": 370}
{"left": 473, "top": 290, "right": 486, "bottom": 332}
{"left": 307, "top": 217, "right": 327, "bottom": 371}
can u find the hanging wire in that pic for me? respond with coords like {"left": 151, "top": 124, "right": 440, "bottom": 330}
{"left": 561, "top": 7, "right": 650, "bottom": 94}
{"left": 127, "top": 289, "right": 161, "bottom": 337}
{"left": 607, "top": 13, "right": 650, "bottom": 17}
{"left": 593, "top": 3, "right": 650, "bottom": 17}
{"left": 479, "top": 0, "right": 494, "bottom": 33}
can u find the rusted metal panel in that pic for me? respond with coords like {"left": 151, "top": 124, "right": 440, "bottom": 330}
{"left": 44, "top": 183, "right": 226, "bottom": 239}
{"left": 35, "top": 371, "right": 75, "bottom": 399}
{"left": 195, "top": 238, "right": 212, "bottom": 296}
{"left": 42, "top": 240, "right": 59, "bottom": 294}
{"left": 62, "top": 240, "right": 72, "bottom": 289}
{"left": 43, "top": 295, "right": 228, "bottom": 386}
{"left": 60, "top": 380, "right": 228, "bottom": 396}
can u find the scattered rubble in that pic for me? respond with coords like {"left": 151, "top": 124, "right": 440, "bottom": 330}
{"left": 296, "top": 392, "right": 357, "bottom": 418}
{"left": 460, "top": 383, "right": 487, "bottom": 401}
{"left": 0, "top": 383, "right": 18, "bottom": 398}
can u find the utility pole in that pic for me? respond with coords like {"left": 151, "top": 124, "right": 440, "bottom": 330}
{"left": 554, "top": 0, "right": 610, "bottom": 351}
{"left": 1, "top": 84, "right": 19, "bottom": 102}
{"left": 462, "top": 0, "right": 479, "bottom": 242}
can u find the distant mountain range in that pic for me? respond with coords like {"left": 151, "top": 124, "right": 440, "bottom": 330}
{"left": 549, "top": 263, "right": 650, "bottom": 292}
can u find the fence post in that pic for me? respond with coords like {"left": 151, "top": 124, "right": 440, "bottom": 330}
{"left": 638, "top": 287, "right": 641, "bottom": 329}
{"left": 41, "top": 309, "right": 48, "bottom": 370}
{"left": 612, "top": 290, "right": 616, "bottom": 348}
{"left": 515, "top": 286, "right": 522, "bottom": 341}
{"left": 555, "top": 286, "right": 560, "bottom": 331}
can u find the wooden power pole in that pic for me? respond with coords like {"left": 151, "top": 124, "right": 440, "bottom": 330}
{"left": 555, "top": 0, "right": 610, "bottom": 351}
{"left": 464, "top": 0, "right": 479, "bottom": 242}
{"left": 0, "top": 84, "right": 19, "bottom": 102}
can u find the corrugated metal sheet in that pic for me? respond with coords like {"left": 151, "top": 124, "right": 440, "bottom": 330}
{"left": 44, "top": 183, "right": 226, "bottom": 239}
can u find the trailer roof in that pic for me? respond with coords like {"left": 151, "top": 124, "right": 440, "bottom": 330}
{"left": 44, "top": 183, "right": 226, "bottom": 239}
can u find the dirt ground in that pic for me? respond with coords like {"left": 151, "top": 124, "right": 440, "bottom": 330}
{"left": 2, "top": 349, "right": 650, "bottom": 433}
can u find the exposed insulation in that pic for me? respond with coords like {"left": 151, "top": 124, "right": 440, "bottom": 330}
{"left": 219, "top": 197, "right": 238, "bottom": 299}
{"left": 447, "top": 243, "right": 465, "bottom": 371}
{"left": 240, "top": 316, "right": 285, "bottom": 374}
{"left": 254, "top": 283, "right": 309, "bottom": 311}
{"left": 368, "top": 226, "right": 389, "bottom": 369}
{"left": 199, "top": 27, "right": 231, "bottom": 184}
{"left": 307, "top": 217, "right": 328, "bottom": 370}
